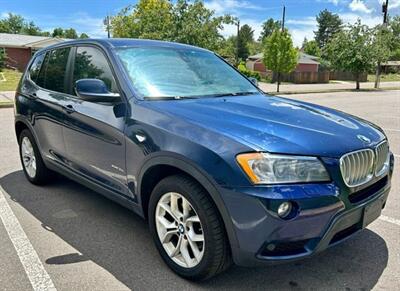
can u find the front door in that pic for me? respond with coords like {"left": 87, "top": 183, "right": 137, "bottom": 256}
{"left": 62, "top": 46, "right": 127, "bottom": 195}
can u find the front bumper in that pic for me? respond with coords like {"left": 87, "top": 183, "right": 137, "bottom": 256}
{"left": 219, "top": 169, "right": 392, "bottom": 267}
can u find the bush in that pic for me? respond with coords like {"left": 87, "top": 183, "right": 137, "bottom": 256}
{"left": 0, "top": 48, "right": 6, "bottom": 72}
{"left": 237, "top": 61, "right": 261, "bottom": 81}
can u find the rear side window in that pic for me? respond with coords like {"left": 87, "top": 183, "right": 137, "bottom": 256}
{"left": 73, "top": 46, "right": 118, "bottom": 94}
{"left": 28, "top": 53, "right": 45, "bottom": 83}
{"left": 44, "top": 47, "right": 71, "bottom": 93}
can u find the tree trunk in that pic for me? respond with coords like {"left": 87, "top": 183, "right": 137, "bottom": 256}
{"left": 277, "top": 72, "right": 280, "bottom": 93}
{"left": 374, "top": 62, "right": 381, "bottom": 89}
{"left": 355, "top": 73, "right": 360, "bottom": 90}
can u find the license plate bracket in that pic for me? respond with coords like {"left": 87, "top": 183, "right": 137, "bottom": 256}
{"left": 362, "top": 198, "right": 383, "bottom": 228}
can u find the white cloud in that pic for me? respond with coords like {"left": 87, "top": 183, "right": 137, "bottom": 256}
{"left": 205, "top": 0, "right": 262, "bottom": 14}
{"left": 290, "top": 27, "right": 316, "bottom": 47}
{"left": 69, "top": 12, "right": 106, "bottom": 38}
{"left": 339, "top": 12, "right": 382, "bottom": 26}
{"left": 287, "top": 17, "right": 316, "bottom": 26}
{"left": 349, "top": 0, "right": 373, "bottom": 13}
{"left": 221, "top": 18, "right": 263, "bottom": 39}
{"left": 389, "top": 0, "right": 400, "bottom": 9}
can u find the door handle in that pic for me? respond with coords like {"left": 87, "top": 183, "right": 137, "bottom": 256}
{"left": 63, "top": 104, "right": 75, "bottom": 114}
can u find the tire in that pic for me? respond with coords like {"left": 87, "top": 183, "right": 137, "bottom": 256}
{"left": 149, "top": 174, "right": 232, "bottom": 281}
{"left": 18, "top": 129, "right": 52, "bottom": 185}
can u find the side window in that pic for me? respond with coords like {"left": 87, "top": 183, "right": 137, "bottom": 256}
{"left": 36, "top": 52, "right": 48, "bottom": 88}
{"left": 28, "top": 53, "right": 45, "bottom": 83}
{"left": 43, "top": 47, "right": 71, "bottom": 93}
{"left": 73, "top": 46, "right": 118, "bottom": 95}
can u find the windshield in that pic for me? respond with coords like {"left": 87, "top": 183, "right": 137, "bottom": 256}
{"left": 116, "top": 47, "right": 259, "bottom": 99}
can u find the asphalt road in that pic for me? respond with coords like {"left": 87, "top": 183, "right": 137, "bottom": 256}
{"left": 0, "top": 90, "right": 399, "bottom": 290}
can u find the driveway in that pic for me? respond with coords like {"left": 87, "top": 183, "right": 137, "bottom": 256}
{"left": 0, "top": 90, "right": 399, "bottom": 290}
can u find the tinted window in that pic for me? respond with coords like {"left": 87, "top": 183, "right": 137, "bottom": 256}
{"left": 44, "top": 48, "right": 71, "bottom": 93}
{"left": 73, "top": 46, "right": 118, "bottom": 95}
{"left": 28, "top": 53, "right": 45, "bottom": 83}
{"left": 36, "top": 52, "right": 48, "bottom": 88}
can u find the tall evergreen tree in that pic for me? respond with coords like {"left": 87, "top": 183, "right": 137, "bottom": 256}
{"left": 314, "top": 9, "right": 342, "bottom": 49}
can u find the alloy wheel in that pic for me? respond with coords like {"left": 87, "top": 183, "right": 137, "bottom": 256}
{"left": 21, "top": 136, "right": 36, "bottom": 178}
{"left": 155, "top": 192, "right": 205, "bottom": 268}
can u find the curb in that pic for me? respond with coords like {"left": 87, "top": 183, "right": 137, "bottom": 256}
{"left": 264, "top": 87, "right": 400, "bottom": 95}
{"left": 0, "top": 102, "right": 14, "bottom": 108}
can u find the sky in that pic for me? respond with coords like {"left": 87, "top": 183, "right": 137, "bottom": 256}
{"left": 0, "top": 0, "right": 399, "bottom": 47}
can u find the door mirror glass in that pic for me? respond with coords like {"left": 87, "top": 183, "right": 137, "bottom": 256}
{"left": 75, "top": 79, "right": 120, "bottom": 102}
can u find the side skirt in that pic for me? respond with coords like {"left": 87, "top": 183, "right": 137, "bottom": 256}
{"left": 45, "top": 158, "right": 145, "bottom": 218}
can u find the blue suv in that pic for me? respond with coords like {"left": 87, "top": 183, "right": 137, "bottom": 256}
{"left": 15, "top": 39, "right": 394, "bottom": 280}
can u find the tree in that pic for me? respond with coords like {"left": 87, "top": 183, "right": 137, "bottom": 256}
{"left": 259, "top": 18, "right": 280, "bottom": 42}
{"left": 52, "top": 27, "right": 64, "bottom": 38}
{"left": 263, "top": 30, "right": 298, "bottom": 92}
{"left": 63, "top": 28, "right": 78, "bottom": 39}
{"left": 111, "top": 0, "right": 174, "bottom": 40}
{"left": 171, "top": 0, "right": 232, "bottom": 51}
{"left": 302, "top": 39, "right": 321, "bottom": 57}
{"left": 326, "top": 20, "right": 375, "bottom": 90}
{"left": 372, "top": 25, "right": 392, "bottom": 88}
{"left": 389, "top": 16, "right": 400, "bottom": 60}
{"left": 315, "top": 9, "right": 342, "bottom": 49}
{"left": 111, "top": 0, "right": 231, "bottom": 51}
{"left": 239, "top": 24, "right": 254, "bottom": 43}
{"left": 0, "top": 13, "right": 25, "bottom": 34}
{"left": 0, "top": 48, "right": 6, "bottom": 71}
{"left": 79, "top": 33, "right": 89, "bottom": 39}
{"left": 20, "top": 21, "right": 42, "bottom": 36}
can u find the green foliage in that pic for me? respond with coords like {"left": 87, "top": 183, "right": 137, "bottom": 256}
{"left": 302, "top": 39, "right": 321, "bottom": 57}
{"left": 111, "top": 0, "right": 231, "bottom": 52}
{"left": 258, "top": 18, "right": 280, "bottom": 42}
{"left": 237, "top": 61, "right": 260, "bottom": 80}
{"left": 315, "top": 9, "right": 342, "bottom": 49}
{"left": 0, "top": 48, "right": 6, "bottom": 71}
{"left": 262, "top": 30, "right": 298, "bottom": 75}
{"left": 372, "top": 25, "right": 392, "bottom": 64}
{"left": 0, "top": 13, "right": 88, "bottom": 38}
{"left": 325, "top": 20, "right": 375, "bottom": 89}
{"left": 79, "top": 33, "right": 90, "bottom": 39}
{"left": 0, "top": 13, "right": 24, "bottom": 34}
{"left": 52, "top": 27, "right": 79, "bottom": 39}
{"left": 389, "top": 16, "right": 400, "bottom": 60}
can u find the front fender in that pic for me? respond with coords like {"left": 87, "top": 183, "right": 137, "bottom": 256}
{"left": 137, "top": 152, "right": 239, "bottom": 250}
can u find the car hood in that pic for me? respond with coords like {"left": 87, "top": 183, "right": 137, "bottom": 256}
{"left": 143, "top": 94, "right": 385, "bottom": 158}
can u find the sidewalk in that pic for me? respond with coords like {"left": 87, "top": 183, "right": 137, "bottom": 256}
{"left": 259, "top": 81, "right": 400, "bottom": 94}
{"left": 0, "top": 91, "right": 15, "bottom": 103}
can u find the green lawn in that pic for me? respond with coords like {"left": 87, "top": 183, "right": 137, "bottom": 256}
{"left": 0, "top": 69, "right": 22, "bottom": 91}
{"left": 367, "top": 73, "right": 400, "bottom": 82}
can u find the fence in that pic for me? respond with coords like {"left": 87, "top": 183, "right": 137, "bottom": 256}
{"left": 329, "top": 71, "right": 368, "bottom": 82}
{"left": 273, "top": 71, "right": 330, "bottom": 84}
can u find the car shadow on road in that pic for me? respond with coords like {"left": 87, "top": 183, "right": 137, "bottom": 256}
{"left": 0, "top": 171, "right": 389, "bottom": 290}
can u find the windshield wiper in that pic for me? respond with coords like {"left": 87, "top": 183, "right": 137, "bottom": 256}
{"left": 207, "top": 91, "right": 259, "bottom": 98}
{"left": 143, "top": 96, "right": 200, "bottom": 100}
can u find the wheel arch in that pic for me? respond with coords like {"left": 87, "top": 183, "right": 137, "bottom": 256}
{"left": 137, "top": 153, "right": 239, "bottom": 250}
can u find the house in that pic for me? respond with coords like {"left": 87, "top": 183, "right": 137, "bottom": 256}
{"left": 381, "top": 61, "right": 400, "bottom": 73}
{"left": 0, "top": 33, "right": 67, "bottom": 71}
{"left": 246, "top": 52, "right": 320, "bottom": 76}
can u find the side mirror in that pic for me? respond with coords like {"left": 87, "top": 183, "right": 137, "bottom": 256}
{"left": 75, "top": 79, "right": 120, "bottom": 102}
{"left": 248, "top": 77, "right": 258, "bottom": 86}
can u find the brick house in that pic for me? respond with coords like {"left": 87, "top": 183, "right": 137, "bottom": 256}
{"left": 246, "top": 52, "right": 320, "bottom": 76}
{"left": 0, "top": 33, "right": 66, "bottom": 71}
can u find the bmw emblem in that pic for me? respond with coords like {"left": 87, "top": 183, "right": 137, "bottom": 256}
{"left": 357, "top": 134, "right": 371, "bottom": 144}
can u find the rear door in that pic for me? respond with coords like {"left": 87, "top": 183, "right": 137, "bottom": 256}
{"left": 19, "top": 47, "right": 72, "bottom": 163}
{"left": 61, "top": 45, "right": 128, "bottom": 195}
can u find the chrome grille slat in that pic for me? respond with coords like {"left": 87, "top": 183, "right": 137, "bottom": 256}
{"left": 340, "top": 141, "right": 389, "bottom": 187}
{"left": 375, "top": 141, "right": 389, "bottom": 176}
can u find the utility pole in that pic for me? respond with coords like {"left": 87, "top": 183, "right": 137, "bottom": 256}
{"left": 104, "top": 14, "right": 111, "bottom": 38}
{"left": 277, "top": 5, "right": 286, "bottom": 93}
{"left": 236, "top": 19, "right": 240, "bottom": 66}
{"left": 375, "top": 0, "right": 389, "bottom": 89}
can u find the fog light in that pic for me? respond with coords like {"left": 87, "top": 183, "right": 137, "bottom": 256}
{"left": 277, "top": 202, "right": 292, "bottom": 218}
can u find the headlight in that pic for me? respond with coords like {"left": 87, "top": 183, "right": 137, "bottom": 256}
{"left": 236, "top": 153, "right": 330, "bottom": 184}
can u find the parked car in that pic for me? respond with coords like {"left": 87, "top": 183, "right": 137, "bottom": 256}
{"left": 14, "top": 39, "right": 394, "bottom": 280}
